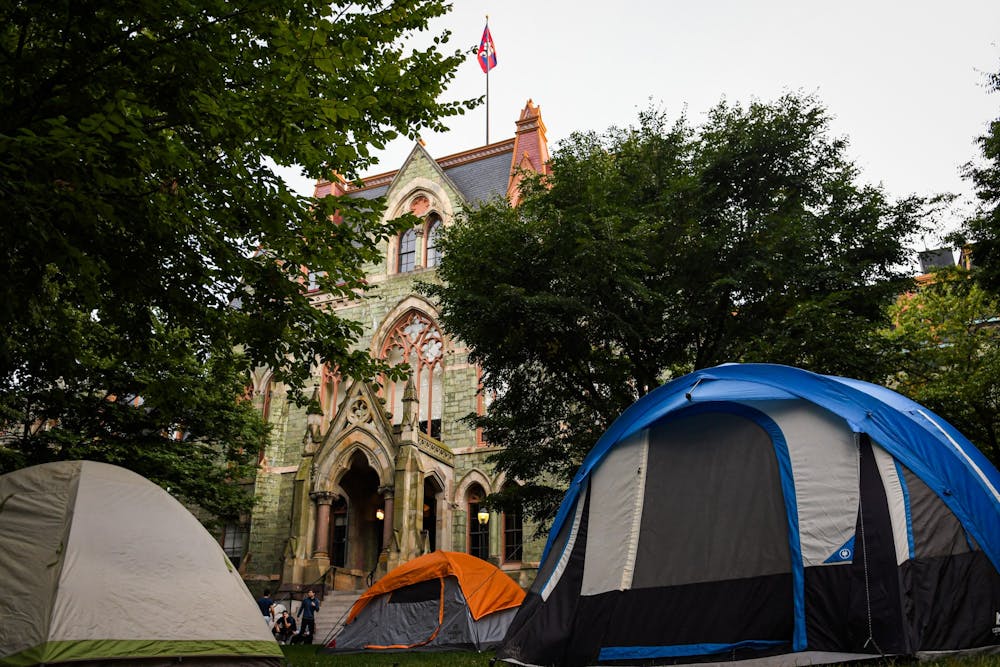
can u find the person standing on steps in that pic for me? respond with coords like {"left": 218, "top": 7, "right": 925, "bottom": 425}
{"left": 256, "top": 589, "right": 274, "bottom": 627}
{"left": 297, "top": 589, "right": 320, "bottom": 643}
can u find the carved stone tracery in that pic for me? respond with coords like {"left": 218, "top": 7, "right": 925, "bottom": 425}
{"left": 345, "top": 397, "right": 373, "bottom": 425}
{"left": 380, "top": 311, "right": 444, "bottom": 438}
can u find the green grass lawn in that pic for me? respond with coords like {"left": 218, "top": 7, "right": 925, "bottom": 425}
{"left": 280, "top": 645, "right": 494, "bottom": 666}
{"left": 279, "top": 646, "right": 1000, "bottom": 667}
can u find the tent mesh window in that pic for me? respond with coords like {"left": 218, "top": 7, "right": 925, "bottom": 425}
{"left": 389, "top": 579, "right": 441, "bottom": 604}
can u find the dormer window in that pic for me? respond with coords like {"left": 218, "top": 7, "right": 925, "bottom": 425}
{"left": 307, "top": 270, "right": 327, "bottom": 292}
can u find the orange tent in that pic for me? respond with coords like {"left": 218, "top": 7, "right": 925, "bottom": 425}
{"left": 328, "top": 551, "right": 525, "bottom": 652}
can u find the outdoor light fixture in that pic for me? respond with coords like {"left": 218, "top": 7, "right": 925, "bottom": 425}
{"left": 477, "top": 509, "right": 490, "bottom": 525}
{"left": 376, "top": 508, "right": 385, "bottom": 521}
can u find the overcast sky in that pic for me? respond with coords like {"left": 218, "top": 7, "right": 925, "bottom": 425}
{"left": 280, "top": 1, "right": 999, "bottom": 247}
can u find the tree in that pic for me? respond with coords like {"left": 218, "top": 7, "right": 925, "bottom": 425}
{"left": 887, "top": 267, "right": 1000, "bottom": 463}
{"left": 0, "top": 0, "right": 473, "bottom": 520}
{"left": 965, "top": 63, "right": 1000, "bottom": 291}
{"left": 427, "top": 94, "right": 928, "bottom": 524}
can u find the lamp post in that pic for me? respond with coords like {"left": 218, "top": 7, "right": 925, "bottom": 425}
{"left": 477, "top": 509, "right": 490, "bottom": 525}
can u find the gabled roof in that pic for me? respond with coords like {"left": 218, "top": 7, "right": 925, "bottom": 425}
{"left": 313, "top": 100, "right": 549, "bottom": 208}
{"left": 342, "top": 139, "right": 517, "bottom": 207}
{"left": 379, "top": 141, "right": 471, "bottom": 207}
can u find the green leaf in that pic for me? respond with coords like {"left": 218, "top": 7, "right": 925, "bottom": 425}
{"left": 0, "top": 0, "right": 475, "bottom": 523}
{"left": 426, "top": 94, "right": 928, "bottom": 524}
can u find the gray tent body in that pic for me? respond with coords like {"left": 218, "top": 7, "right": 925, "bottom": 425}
{"left": 332, "top": 577, "right": 518, "bottom": 651}
{"left": 498, "top": 364, "right": 1000, "bottom": 666}
{"left": 0, "top": 461, "right": 282, "bottom": 666}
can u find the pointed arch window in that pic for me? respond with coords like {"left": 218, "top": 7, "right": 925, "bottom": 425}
{"left": 320, "top": 363, "right": 344, "bottom": 423}
{"left": 261, "top": 378, "right": 273, "bottom": 423}
{"left": 501, "top": 483, "right": 523, "bottom": 563}
{"left": 379, "top": 311, "right": 443, "bottom": 439}
{"left": 467, "top": 484, "right": 490, "bottom": 560}
{"left": 398, "top": 227, "right": 417, "bottom": 273}
{"left": 475, "top": 367, "right": 502, "bottom": 447}
{"left": 249, "top": 377, "right": 274, "bottom": 464}
{"left": 221, "top": 522, "right": 248, "bottom": 568}
{"left": 425, "top": 214, "right": 443, "bottom": 268}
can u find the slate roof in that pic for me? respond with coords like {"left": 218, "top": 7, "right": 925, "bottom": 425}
{"left": 918, "top": 247, "right": 959, "bottom": 273}
{"left": 443, "top": 148, "right": 514, "bottom": 205}
{"left": 348, "top": 184, "right": 389, "bottom": 201}
{"left": 319, "top": 100, "right": 548, "bottom": 207}
{"left": 343, "top": 140, "right": 515, "bottom": 207}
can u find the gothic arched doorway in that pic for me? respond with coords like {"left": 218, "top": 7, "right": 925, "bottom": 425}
{"left": 335, "top": 451, "right": 383, "bottom": 575}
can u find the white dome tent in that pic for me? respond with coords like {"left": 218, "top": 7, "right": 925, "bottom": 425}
{"left": 0, "top": 461, "right": 282, "bottom": 666}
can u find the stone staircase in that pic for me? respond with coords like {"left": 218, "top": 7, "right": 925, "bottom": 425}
{"left": 276, "top": 589, "right": 361, "bottom": 646}
{"left": 316, "top": 589, "right": 362, "bottom": 645}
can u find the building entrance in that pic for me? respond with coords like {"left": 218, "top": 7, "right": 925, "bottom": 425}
{"left": 335, "top": 451, "right": 383, "bottom": 576}
{"left": 423, "top": 476, "right": 442, "bottom": 552}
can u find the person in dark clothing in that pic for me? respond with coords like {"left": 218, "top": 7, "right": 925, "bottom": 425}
{"left": 257, "top": 590, "right": 274, "bottom": 626}
{"left": 297, "top": 589, "right": 320, "bottom": 643}
{"left": 273, "top": 610, "right": 298, "bottom": 644}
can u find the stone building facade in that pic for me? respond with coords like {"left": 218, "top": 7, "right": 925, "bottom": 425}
{"left": 234, "top": 101, "right": 551, "bottom": 594}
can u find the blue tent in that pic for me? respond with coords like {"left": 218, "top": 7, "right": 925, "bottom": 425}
{"left": 498, "top": 363, "right": 1000, "bottom": 666}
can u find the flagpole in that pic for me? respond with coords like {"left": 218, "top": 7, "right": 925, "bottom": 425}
{"left": 485, "top": 14, "right": 490, "bottom": 145}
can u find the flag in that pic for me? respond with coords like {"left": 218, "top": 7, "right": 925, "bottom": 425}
{"left": 477, "top": 24, "right": 497, "bottom": 73}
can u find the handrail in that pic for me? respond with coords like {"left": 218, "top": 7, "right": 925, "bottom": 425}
{"left": 274, "top": 568, "right": 332, "bottom": 645}
{"left": 276, "top": 567, "right": 332, "bottom": 605}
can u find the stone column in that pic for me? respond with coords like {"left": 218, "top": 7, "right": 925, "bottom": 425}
{"left": 414, "top": 227, "right": 425, "bottom": 269}
{"left": 379, "top": 486, "right": 395, "bottom": 550}
{"left": 310, "top": 491, "right": 335, "bottom": 559}
{"left": 387, "top": 377, "right": 425, "bottom": 571}
{"left": 490, "top": 510, "right": 500, "bottom": 565}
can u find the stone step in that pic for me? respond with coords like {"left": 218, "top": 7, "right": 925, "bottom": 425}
{"left": 272, "top": 590, "right": 361, "bottom": 646}
{"left": 315, "top": 591, "right": 360, "bottom": 645}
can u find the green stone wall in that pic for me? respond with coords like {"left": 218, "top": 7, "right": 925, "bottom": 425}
{"left": 243, "top": 151, "right": 545, "bottom": 591}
